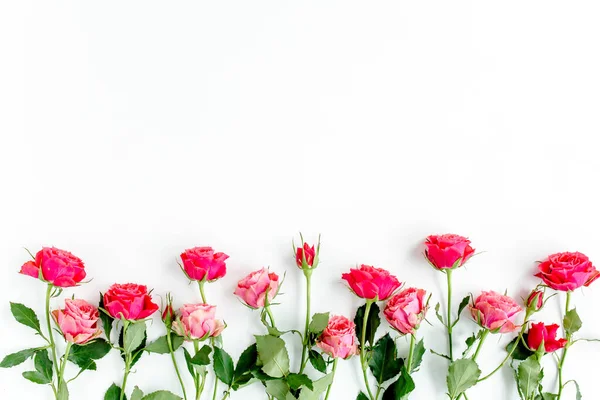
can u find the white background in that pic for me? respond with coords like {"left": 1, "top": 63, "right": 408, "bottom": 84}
{"left": 1, "top": 1, "right": 600, "bottom": 399}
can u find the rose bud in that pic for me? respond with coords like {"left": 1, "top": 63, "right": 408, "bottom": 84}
{"left": 526, "top": 290, "right": 544, "bottom": 312}
{"left": 317, "top": 315, "right": 359, "bottom": 359}
{"left": 470, "top": 291, "right": 522, "bottom": 333}
{"left": 162, "top": 304, "right": 175, "bottom": 325}
{"left": 342, "top": 265, "right": 401, "bottom": 301}
{"left": 296, "top": 243, "right": 317, "bottom": 269}
{"left": 527, "top": 322, "right": 567, "bottom": 353}
{"left": 535, "top": 251, "right": 599, "bottom": 292}
{"left": 20, "top": 247, "right": 86, "bottom": 287}
{"left": 424, "top": 234, "right": 475, "bottom": 271}
{"left": 103, "top": 283, "right": 159, "bottom": 320}
{"left": 384, "top": 288, "right": 428, "bottom": 335}
{"left": 52, "top": 299, "right": 101, "bottom": 345}
{"left": 234, "top": 268, "right": 280, "bottom": 309}
{"left": 180, "top": 246, "right": 229, "bottom": 282}
{"left": 173, "top": 304, "right": 225, "bottom": 341}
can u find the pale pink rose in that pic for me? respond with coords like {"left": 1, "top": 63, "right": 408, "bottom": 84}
{"left": 317, "top": 315, "right": 358, "bottom": 359}
{"left": 173, "top": 304, "right": 225, "bottom": 340}
{"left": 384, "top": 288, "right": 428, "bottom": 335}
{"left": 470, "top": 291, "right": 522, "bottom": 333}
{"left": 52, "top": 299, "right": 102, "bottom": 344}
{"left": 234, "top": 268, "right": 279, "bottom": 309}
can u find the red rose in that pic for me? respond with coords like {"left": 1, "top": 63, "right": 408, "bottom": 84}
{"left": 526, "top": 290, "right": 544, "bottom": 312}
{"left": 342, "top": 265, "right": 401, "bottom": 301}
{"left": 296, "top": 243, "right": 316, "bottom": 269}
{"left": 527, "top": 322, "right": 567, "bottom": 353}
{"left": 535, "top": 251, "right": 599, "bottom": 291}
{"left": 424, "top": 234, "right": 475, "bottom": 270}
{"left": 180, "top": 247, "right": 228, "bottom": 281}
{"left": 20, "top": 247, "right": 86, "bottom": 287}
{"left": 103, "top": 283, "right": 159, "bottom": 320}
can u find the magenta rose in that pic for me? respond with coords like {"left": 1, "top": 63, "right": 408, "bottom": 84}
{"left": 342, "top": 265, "right": 401, "bottom": 301}
{"left": 317, "top": 315, "right": 358, "bottom": 359}
{"left": 527, "top": 322, "right": 567, "bottom": 353}
{"left": 52, "top": 299, "right": 101, "bottom": 344}
{"left": 20, "top": 247, "right": 86, "bottom": 287}
{"left": 234, "top": 268, "right": 279, "bottom": 309}
{"left": 103, "top": 283, "right": 159, "bottom": 320}
{"left": 296, "top": 243, "right": 316, "bottom": 269}
{"left": 384, "top": 288, "right": 428, "bottom": 335}
{"left": 180, "top": 246, "right": 228, "bottom": 282}
{"left": 173, "top": 304, "right": 225, "bottom": 340}
{"left": 424, "top": 234, "right": 475, "bottom": 270}
{"left": 535, "top": 251, "right": 599, "bottom": 291}
{"left": 470, "top": 291, "right": 522, "bottom": 333}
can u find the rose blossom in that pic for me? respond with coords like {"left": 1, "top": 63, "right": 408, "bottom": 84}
{"left": 526, "top": 290, "right": 544, "bottom": 312}
{"left": 317, "top": 315, "right": 358, "bottom": 359}
{"left": 342, "top": 265, "right": 401, "bottom": 301}
{"left": 384, "top": 288, "right": 428, "bottom": 335}
{"left": 535, "top": 251, "right": 599, "bottom": 292}
{"left": 470, "top": 291, "right": 522, "bottom": 333}
{"left": 173, "top": 304, "right": 225, "bottom": 340}
{"left": 527, "top": 322, "right": 567, "bottom": 353}
{"left": 20, "top": 247, "right": 86, "bottom": 287}
{"left": 234, "top": 268, "right": 279, "bottom": 309}
{"left": 296, "top": 243, "right": 316, "bottom": 269}
{"left": 52, "top": 299, "right": 101, "bottom": 344}
{"left": 424, "top": 234, "right": 475, "bottom": 270}
{"left": 103, "top": 283, "right": 159, "bottom": 320}
{"left": 180, "top": 246, "right": 228, "bottom": 281}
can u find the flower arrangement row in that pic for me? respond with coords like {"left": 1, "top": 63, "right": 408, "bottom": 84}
{"left": 2, "top": 234, "right": 598, "bottom": 400}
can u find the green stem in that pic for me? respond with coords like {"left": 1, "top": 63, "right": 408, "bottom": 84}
{"left": 299, "top": 271, "right": 312, "bottom": 374}
{"left": 557, "top": 291, "right": 572, "bottom": 400}
{"left": 45, "top": 284, "right": 60, "bottom": 378}
{"left": 194, "top": 341, "right": 202, "bottom": 400}
{"left": 197, "top": 280, "right": 219, "bottom": 400}
{"left": 58, "top": 342, "right": 72, "bottom": 395}
{"left": 360, "top": 301, "right": 376, "bottom": 400}
{"left": 198, "top": 281, "right": 207, "bottom": 303}
{"left": 211, "top": 341, "right": 218, "bottom": 400}
{"left": 446, "top": 270, "right": 454, "bottom": 361}
{"left": 167, "top": 333, "right": 188, "bottom": 400}
{"left": 406, "top": 334, "right": 416, "bottom": 373}
{"left": 472, "top": 330, "right": 489, "bottom": 361}
{"left": 120, "top": 354, "right": 131, "bottom": 400}
{"left": 324, "top": 358, "right": 338, "bottom": 400}
{"left": 265, "top": 306, "right": 276, "bottom": 328}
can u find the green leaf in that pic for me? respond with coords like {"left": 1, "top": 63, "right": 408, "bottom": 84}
{"left": 213, "top": 347, "right": 235, "bottom": 386}
{"left": 34, "top": 349, "right": 53, "bottom": 382}
{"left": 131, "top": 386, "right": 144, "bottom": 400}
{"left": 297, "top": 373, "right": 333, "bottom": 400}
{"left": 69, "top": 339, "right": 112, "bottom": 370}
{"left": 517, "top": 356, "right": 542, "bottom": 400}
{"left": 382, "top": 366, "right": 415, "bottom": 399}
{"left": 255, "top": 335, "right": 290, "bottom": 378}
{"left": 564, "top": 308, "right": 582, "bottom": 336}
{"left": 410, "top": 338, "right": 426, "bottom": 373}
{"left": 57, "top": 382, "right": 69, "bottom": 400}
{"left": 435, "top": 303, "right": 445, "bottom": 326}
{"left": 308, "top": 313, "right": 330, "bottom": 334}
{"left": 10, "top": 302, "right": 41, "bottom": 333}
{"left": 22, "top": 370, "right": 52, "bottom": 384}
{"left": 124, "top": 322, "right": 147, "bottom": 354}
{"left": 308, "top": 350, "right": 327, "bottom": 374}
{"left": 287, "top": 373, "right": 314, "bottom": 391}
{"left": 145, "top": 334, "right": 184, "bottom": 354}
{"left": 99, "top": 293, "right": 114, "bottom": 341}
{"left": 0, "top": 348, "right": 40, "bottom": 368}
{"left": 537, "top": 393, "right": 558, "bottom": 400}
{"left": 454, "top": 296, "right": 470, "bottom": 326}
{"left": 446, "top": 358, "right": 481, "bottom": 400}
{"left": 233, "top": 343, "right": 257, "bottom": 390}
{"left": 191, "top": 345, "right": 212, "bottom": 366}
{"left": 573, "top": 380, "right": 582, "bottom": 400}
{"left": 104, "top": 384, "right": 123, "bottom": 400}
{"left": 506, "top": 335, "right": 534, "bottom": 361}
{"left": 182, "top": 347, "right": 195, "bottom": 378}
{"left": 266, "top": 379, "right": 290, "bottom": 400}
{"left": 119, "top": 327, "right": 147, "bottom": 367}
{"left": 357, "top": 393, "right": 369, "bottom": 400}
{"left": 141, "top": 390, "right": 183, "bottom": 400}
{"left": 368, "top": 333, "right": 403, "bottom": 384}
{"left": 354, "top": 303, "right": 381, "bottom": 347}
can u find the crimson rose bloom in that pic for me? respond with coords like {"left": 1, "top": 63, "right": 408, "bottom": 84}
{"left": 234, "top": 268, "right": 279, "bottom": 309}
{"left": 296, "top": 243, "right": 316, "bottom": 269}
{"left": 424, "top": 234, "right": 475, "bottom": 270}
{"left": 317, "top": 315, "right": 358, "bottom": 359}
{"left": 180, "top": 246, "right": 228, "bottom": 282}
{"left": 470, "top": 291, "right": 522, "bottom": 333}
{"left": 20, "top": 247, "right": 86, "bottom": 287}
{"left": 103, "top": 283, "right": 159, "bottom": 320}
{"left": 52, "top": 299, "right": 101, "bottom": 344}
{"left": 527, "top": 322, "right": 567, "bottom": 353}
{"left": 342, "top": 265, "right": 401, "bottom": 301}
{"left": 384, "top": 288, "right": 428, "bottom": 335}
{"left": 535, "top": 251, "right": 599, "bottom": 291}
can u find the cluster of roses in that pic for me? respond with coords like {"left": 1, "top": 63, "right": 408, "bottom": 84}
{"left": 2, "top": 234, "right": 598, "bottom": 400}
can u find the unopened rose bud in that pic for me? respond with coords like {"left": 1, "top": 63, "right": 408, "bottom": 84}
{"left": 526, "top": 290, "right": 544, "bottom": 312}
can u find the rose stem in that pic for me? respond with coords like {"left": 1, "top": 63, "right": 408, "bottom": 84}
{"left": 360, "top": 300, "right": 376, "bottom": 400}
{"left": 197, "top": 280, "right": 219, "bottom": 400}
{"left": 323, "top": 358, "right": 338, "bottom": 400}
{"left": 120, "top": 326, "right": 131, "bottom": 400}
{"left": 557, "top": 291, "right": 572, "bottom": 400}
{"left": 406, "top": 334, "right": 416, "bottom": 373}
{"left": 446, "top": 269, "right": 454, "bottom": 360}
{"left": 299, "top": 269, "right": 313, "bottom": 373}
{"left": 193, "top": 340, "right": 202, "bottom": 400}
{"left": 167, "top": 330, "right": 188, "bottom": 400}
{"left": 45, "top": 284, "right": 60, "bottom": 378}
{"left": 57, "top": 341, "right": 72, "bottom": 395}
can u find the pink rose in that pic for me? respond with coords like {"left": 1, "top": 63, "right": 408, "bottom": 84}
{"left": 180, "top": 247, "right": 228, "bottom": 282}
{"left": 20, "top": 247, "right": 86, "bottom": 287}
{"left": 317, "top": 315, "right": 358, "bottom": 359}
{"left": 526, "top": 290, "right": 544, "bottom": 312}
{"left": 470, "top": 291, "right": 522, "bottom": 333}
{"left": 384, "top": 288, "right": 428, "bottom": 335}
{"left": 234, "top": 268, "right": 279, "bottom": 309}
{"left": 535, "top": 251, "right": 599, "bottom": 291}
{"left": 342, "top": 265, "right": 401, "bottom": 301}
{"left": 527, "top": 322, "right": 567, "bottom": 353}
{"left": 173, "top": 304, "right": 225, "bottom": 340}
{"left": 424, "top": 234, "right": 475, "bottom": 270}
{"left": 103, "top": 283, "right": 159, "bottom": 320}
{"left": 52, "top": 299, "right": 101, "bottom": 344}
{"left": 296, "top": 243, "right": 316, "bottom": 269}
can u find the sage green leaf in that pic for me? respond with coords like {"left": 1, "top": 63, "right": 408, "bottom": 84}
{"left": 255, "top": 335, "right": 290, "bottom": 378}
{"left": 213, "top": 347, "right": 234, "bottom": 386}
{"left": 297, "top": 373, "right": 333, "bottom": 400}
{"left": 69, "top": 339, "right": 111, "bottom": 370}
{"left": 99, "top": 293, "right": 114, "bottom": 341}
{"left": 446, "top": 358, "right": 481, "bottom": 400}
{"left": 287, "top": 373, "right": 313, "bottom": 391}
{"left": 119, "top": 327, "right": 146, "bottom": 367}
{"left": 517, "top": 356, "right": 542, "bottom": 400}
{"left": 131, "top": 386, "right": 144, "bottom": 400}
{"left": 308, "top": 313, "right": 330, "bottom": 334}
{"left": 190, "top": 345, "right": 212, "bottom": 366}
{"left": 368, "top": 333, "right": 403, "bottom": 384}
{"left": 537, "top": 393, "right": 558, "bottom": 400}
{"left": 22, "top": 370, "right": 52, "bottom": 384}
{"left": 564, "top": 309, "right": 582, "bottom": 336}
{"left": 354, "top": 303, "right": 380, "bottom": 347}
{"left": 104, "top": 383, "right": 123, "bottom": 400}
{"left": 34, "top": 349, "right": 53, "bottom": 382}
{"left": 57, "top": 382, "right": 69, "bottom": 400}
{"left": 573, "top": 380, "right": 582, "bottom": 400}
{"left": 124, "top": 322, "right": 146, "bottom": 354}
{"left": 10, "top": 302, "right": 41, "bottom": 333}
{"left": 357, "top": 393, "right": 369, "bottom": 400}
{"left": 410, "top": 338, "right": 426, "bottom": 373}
{"left": 382, "top": 366, "right": 415, "bottom": 399}
{"left": 0, "top": 348, "right": 40, "bottom": 368}
{"left": 266, "top": 379, "right": 290, "bottom": 400}
{"left": 141, "top": 390, "right": 182, "bottom": 400}
{"left": 145, "top": 334, "right": 184, "bottom": 354}
{"left": 308, "top": 350, "right": 327, "bottom": 374}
